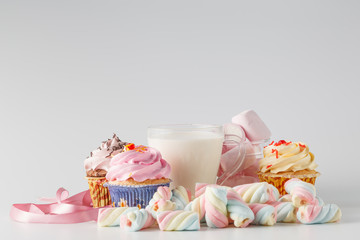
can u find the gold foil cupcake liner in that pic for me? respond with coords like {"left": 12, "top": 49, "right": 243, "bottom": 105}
{"left": 86, "top": 177, "right": 112, "bottom": 208}
{"left": 257, "top": 172, "right": 320, "bottom": 195}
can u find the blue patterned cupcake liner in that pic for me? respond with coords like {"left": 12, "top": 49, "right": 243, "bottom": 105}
{"left": 104, "top": 182, "right": 171, "bottom": 209}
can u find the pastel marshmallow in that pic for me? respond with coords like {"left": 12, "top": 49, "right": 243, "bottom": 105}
{"left": 171, "top": 186, "right": 192, "bottom": 210}
{"left": 223, "top": 123, "right": 246, "bottom": 141}
{"left": 120, "top": 208, "right": 155, "bottom": 231}
{"left": 232, "top": 110, "right": 271, "bottom": 141}
{"left": 195, "top": 183, "right": 223, "bottom": 198}
{"left": 297, "top": 204, "right": 342, "bottom": 224}
{"left": 248, "top": 203, "right": 277, "bottom": 226}
{"left": 233, "top": 182, "right": 280, "bottom": 204}
{"left": 97, "top": 207, "right": 130, "bottom": 227}
{"left": 226, "top": 189, "right": 254, "bottom": 227}
{"left": 270, "top": 201, "right": 298, "bottom": 223}
{"left": 157, "top": 210, "right": 200, "bottom": 231}
{"left": 184, "top": 194, "right": 206, "bottom": 221}
{"left": 285, "top": 178, "right": 317, "bottom": 207}
{"left": 204, "top": 187, "right": 229, "bottom": 228}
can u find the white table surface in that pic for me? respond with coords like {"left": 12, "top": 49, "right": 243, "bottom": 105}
{"left": 2, "top": 206, "right": 359, "bottom": 240}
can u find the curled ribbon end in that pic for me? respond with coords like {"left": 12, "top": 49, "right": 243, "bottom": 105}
{"left": 56, "top": 188, "right": 69, "bottom": 203}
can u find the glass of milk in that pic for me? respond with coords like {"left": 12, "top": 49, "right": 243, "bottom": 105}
{"left": 148, "top": 124, "right": 245, "bottom": 195}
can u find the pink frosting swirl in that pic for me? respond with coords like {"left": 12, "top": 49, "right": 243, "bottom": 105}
{"left": 106, "top": 145, "right": 171, "bottom": 182}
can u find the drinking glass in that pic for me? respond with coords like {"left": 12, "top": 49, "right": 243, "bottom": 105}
{"left": 148, "top": 124, "right": 245, "bottom": 195}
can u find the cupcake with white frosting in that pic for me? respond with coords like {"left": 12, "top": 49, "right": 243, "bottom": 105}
{"left": 258, "top": 140, "right": 320, "bottom": 195}
{"left": 84, "top": 134, "right": 128, "bottom": 207}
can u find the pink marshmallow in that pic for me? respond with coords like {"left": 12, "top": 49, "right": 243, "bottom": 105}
{"left": 218, "top": 144, "right": 242, "bottom": 174}
{"left": 223, "top": 123, "right": 246, "bottom": 141}
{"left": 242, "top": 141, "right": 258, "bottom": 169}
{"left": 221, "top": 174, "right": 259, "bottom": 187}
{"left": 232, "top": 110, "right": 271, "bottom": 141}
{"left": 217, "top": 141, "right": 262, "bottom": 187}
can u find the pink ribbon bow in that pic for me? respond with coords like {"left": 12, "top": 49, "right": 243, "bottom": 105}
{"left": 10, "top": 188, "right": 101, "bottom": 224}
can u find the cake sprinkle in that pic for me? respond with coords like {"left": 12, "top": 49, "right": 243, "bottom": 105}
{"left": 135, "top": 145, "right": 148, "bottom": 153}
{"left": 299, "top": 143, "right": 306, "bottom": 148}
{"left": 271, "top": 149, "right": 279, "bottom": 158}
{"left": 125, "top": 143, "right": 135, "bottom": 151}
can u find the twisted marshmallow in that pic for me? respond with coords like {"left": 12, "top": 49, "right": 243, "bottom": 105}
{"left": 184, "top": 194, "right": 206, "bottom": 221}
{"left": 270, "top": 202, "right": 297, "bottom": 223}
{"left": 195, "top": 183, "right": 223, "bottom": 198}
{"left": 157, "top": 210, "right": 200, "bottom": 231}
{"left": 120, "top": 208, "right": 155, "bottom": 231}
{"left": 278, "top": 194, "right": 292, "bottom": 202}
{"left": 147, "top": 199, "right": 176, "bottom": 219}
{"left": 97, "top": 207, "right": 129, "bottom": 227}
{"left": 226, "top": 188, "right": 254, "bottom": 227}
{"left": 316, "top": 196, "right": 325, "bottom": 206}
{"left": 297, "top": 204, "right": 342, "bottom": 224}
{"left": 152, "top": 186, "right": 172, "bottom": 201}
{"left": 285, "top": 178, "right": 317, "bottom": 207}
{"left": 233, "top": 182, "right": 279, "bottom": 203}
{"left": 146, "top": 186, "right": 176, "bottom": 218}
{"left": 248, "top": 203, "right": 277, "bottom": 226}
{"left": 205, "top": 187, "right": 228, "bottom": 228}
{"left": 279, "top": 194, "right": 324, "bottom": 206}
{"left": 171, "top": 186, "right": 191, "bottom": 210}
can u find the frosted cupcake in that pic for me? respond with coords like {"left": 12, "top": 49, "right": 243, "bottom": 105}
{"left": 105, "top": 145, "right": 171, "bottom": 208}
{"left": 258, "top": 140, "right": 320, "bottom": 195}
{"left": 84, "top": 134, "right": 128, "bottom": 207}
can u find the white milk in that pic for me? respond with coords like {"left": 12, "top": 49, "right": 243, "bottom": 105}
{"left": 148, "top": 131, "right": 223, "bottom": 195}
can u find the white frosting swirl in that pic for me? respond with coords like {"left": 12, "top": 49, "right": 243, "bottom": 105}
{"left": 84, "top": 134, "right": 127, "bottom": 173}
{"left": 259, "top": 140, "right": 317, "bottom": 174}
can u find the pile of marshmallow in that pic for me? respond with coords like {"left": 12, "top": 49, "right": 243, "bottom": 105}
{"left": 218, "top": 110, "right": 272, "bottom": 186}
{"left": 97, "top": 179, "right": 341, "bottom": 231}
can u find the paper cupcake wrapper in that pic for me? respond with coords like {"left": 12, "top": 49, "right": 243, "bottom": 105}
{"left": 258, "top": 174, "right": 318, "bottom": 196}
{"left": 86, "top": 177, "right": 112, "bottom": 208}
{"left": 104, "top": 182, "right": 170, "bottom": 209}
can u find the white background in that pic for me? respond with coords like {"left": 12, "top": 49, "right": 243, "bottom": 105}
{"left": 1, "top": 0, "right": 359, "bottom": 239}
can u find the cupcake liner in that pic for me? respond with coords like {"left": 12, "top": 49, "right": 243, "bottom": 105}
{"left": 104, "top": 182, "right": 171, "bottom": 209}
{"left": 258, "top": 172, "right": 319, "bottom": 195}
{"left": 86, "top": 177, "right": 112, "bottom": 208}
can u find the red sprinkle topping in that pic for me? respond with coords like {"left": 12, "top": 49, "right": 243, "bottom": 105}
{"left": 153, "top": 203, "right": 159, "bottom": 212}
{"left": 271, "top": 149, "right": 279, "bottom": 158}
{"left": 134, "top": 145, "right": 148, "bottom": 153}
{"left": 126, "top": 219, "right": 132, "bottom": 227}
{"left": 299, "top": 143, "right": 306, "bottom": 148}
{"left": 266, "top": 164, "right": 272, "bottom": 169}
{"left": 125, "top": 143, "right": 135, "bottom": 151}
{"left": 274, "top": 140, "right": 287, "bottom": 146}
{"left": 268, "top": 140, "right": 294, "bottom": 147}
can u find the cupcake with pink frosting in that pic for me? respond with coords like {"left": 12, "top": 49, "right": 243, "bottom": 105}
{"left": 105, "top": 145, "right": 171, "bottom": 208}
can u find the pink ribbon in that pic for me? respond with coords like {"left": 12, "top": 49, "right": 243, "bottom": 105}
{"left": 10, "top": 188, "right": 101, "bottom": 224}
